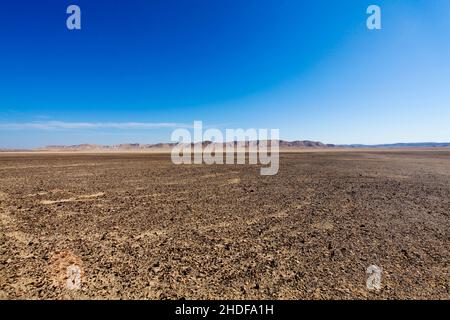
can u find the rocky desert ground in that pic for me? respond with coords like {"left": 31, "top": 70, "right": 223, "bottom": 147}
{"left": 0, "top": 150, "right": 449, "bottom": 299}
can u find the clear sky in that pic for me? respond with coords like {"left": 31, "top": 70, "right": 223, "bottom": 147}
{"left": 0, "top": 0, "right": 449, "bottom": 148}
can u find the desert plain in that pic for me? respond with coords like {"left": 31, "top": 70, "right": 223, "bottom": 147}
{"left": 0, "top": 150, "right": 449, "bottom": 299}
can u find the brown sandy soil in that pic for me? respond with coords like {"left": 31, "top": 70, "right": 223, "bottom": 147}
{"left": 0, "top": 151, "right": 449, "bottom": 299}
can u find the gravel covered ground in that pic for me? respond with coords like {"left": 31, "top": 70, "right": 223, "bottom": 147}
{"left": 0, "top": 151, "right": 449, "bottom": 299}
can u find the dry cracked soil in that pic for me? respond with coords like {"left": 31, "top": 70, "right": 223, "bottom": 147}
{"left": 0, "top": 151, "right": 449, "bottom": 299}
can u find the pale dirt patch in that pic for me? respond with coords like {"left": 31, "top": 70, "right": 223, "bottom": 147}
{"left": 312, "top": 221, "right": 334, "bottom": 231}
{"left": 40, "top": 199, "right": 77, "bottom": 205}
{"left": 0, "top": 192, "right": 15, "bottom": 227}
{"left": 26, "top": 191, "right": 49, "bottom": 197}
{"left": 0, "top": 191, "right": 7, "bottom": 201}
{"left": 201, "top": 173, "right": 226, "bottom": 179}
{"left": 5, "top": 231, "right": 33, "bottom": 245}
{"left": 221, "top": 177, "right": 240, "bottom": 186}
{"left": 245, "top": 210, "right": 289, "bottom": 226}
{"left": 78, "top": 192, "right": 105, "bottom": 199}
{"left": 40, "top": 192, "right": 105, "bottom": 205}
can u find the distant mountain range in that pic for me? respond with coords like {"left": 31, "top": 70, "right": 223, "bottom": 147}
{"left": 31, "top": 141, "right": 450, "bottom": 151}
{"left": 38, "top": 140, "right": 330, "bottom": 150}
{"left": 338, "top": 142, "right": 450, "bottom": 148}
{"left": 1, "top": 141, "right": 449, "bottom": 152}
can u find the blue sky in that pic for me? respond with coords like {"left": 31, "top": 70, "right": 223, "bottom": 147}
{"left": 0, "top": 0, "right": 449, "bottom": 148}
